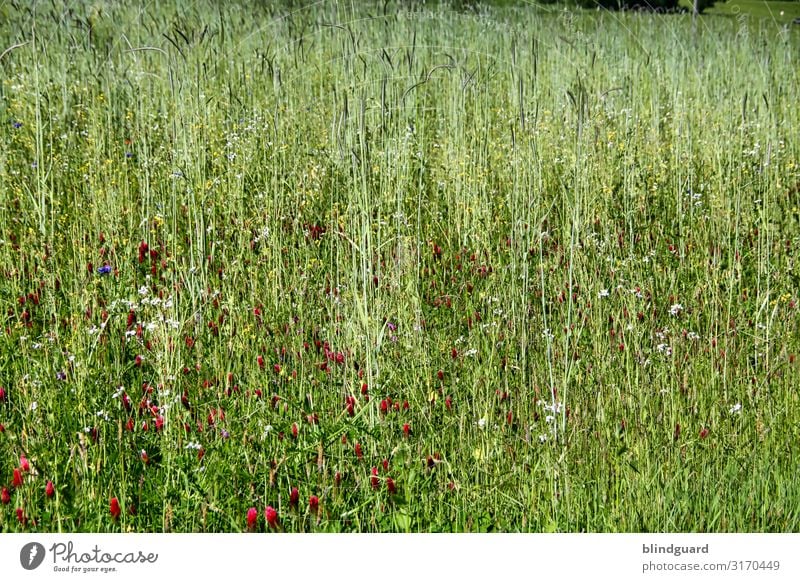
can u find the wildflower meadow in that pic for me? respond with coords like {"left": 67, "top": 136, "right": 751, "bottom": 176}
{"left": 0, "top": 1, "right": 799, "bottom": 533}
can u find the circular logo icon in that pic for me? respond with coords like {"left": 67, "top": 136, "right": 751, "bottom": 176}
{"left": 20, "top": 542, "right": 46, "bottom": 570}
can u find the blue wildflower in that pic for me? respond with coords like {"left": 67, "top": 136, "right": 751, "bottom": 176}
{"left": 97, "top": 265, "right": 112, "bottom": 275}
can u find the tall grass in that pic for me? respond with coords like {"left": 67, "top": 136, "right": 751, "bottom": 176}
{"left": 0, "top": 1, "right": 798, "bottom": 532}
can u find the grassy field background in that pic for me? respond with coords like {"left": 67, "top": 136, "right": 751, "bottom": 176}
{"left": 696, "top": 1, "right": 800, "bottom": 22}
{"left": 487, "top": 0, "right": 800, "bottom": 23}
{"left": 0, "top": 0, "right": 798, "bottom": 532}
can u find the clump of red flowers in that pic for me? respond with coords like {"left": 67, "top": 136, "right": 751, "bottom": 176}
{"left": 345, "top": 395, "right": 356, "bottom": 416}
{"left": 246, "top": 507, "right": 258, "bottom": 530}
{"left": 110, "top": 497, "right": 121, "bottom": 520}
{"left": 265, "top": 506, "right": 278, "bottom": 529}
{"left": 12, "top": 468, "right": 23, "bottom": 488}
{"left": 425, "top": 453, "right": 442, "bottom": 472}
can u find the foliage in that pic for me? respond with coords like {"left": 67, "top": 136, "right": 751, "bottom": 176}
{"left": 0, "top": 0, "right": 798, "bottom": 533}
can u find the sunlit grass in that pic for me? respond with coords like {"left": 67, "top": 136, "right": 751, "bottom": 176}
{"left": 0, "top": 0, "right": 798, "bottom": 532}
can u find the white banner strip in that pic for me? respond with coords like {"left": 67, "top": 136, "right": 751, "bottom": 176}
{"left": 1, "top": 534, "right": 797, "bottom": 581}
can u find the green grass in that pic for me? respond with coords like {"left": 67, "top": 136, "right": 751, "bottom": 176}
{"left": 703, "top": 1, "right": 800, "bottom": 23}
{"left": 0, "top": 0, "right": 799, "bottom": 533}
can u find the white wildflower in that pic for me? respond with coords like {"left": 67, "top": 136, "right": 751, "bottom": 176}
{"left": 254, "top": 226, "right": 270, "bottom": 243}
{"left": 541, "top": 402, "right": 563, "bottom": 415}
